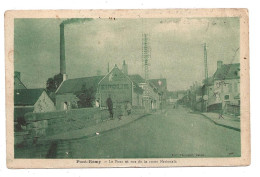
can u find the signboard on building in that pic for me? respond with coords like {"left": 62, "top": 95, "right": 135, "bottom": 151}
{"left": 98, "top": 66, "right": 132, "bottom": 107}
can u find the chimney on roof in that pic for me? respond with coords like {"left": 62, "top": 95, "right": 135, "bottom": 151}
{"left": 217, "top": 61, "right": 223, "bottom": 70}
{"left": 122, "top": 60, "right": 128, "bottom": 75}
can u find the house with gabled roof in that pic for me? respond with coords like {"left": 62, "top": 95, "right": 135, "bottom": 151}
{"left": 14, "top": 88, "right": 56, "bottom": 121}
{"left": 148, "top": 78, "right": 168, "bottom": 108}
{"left": 213, "top": 61, "right": 240, "bottom": 106}
{"left": 55, "top": 75, "right": 104, "bottom": 110}
{"left": 203, "top": 61, "right": 240, "bottom": 113}
{"left": 55, "top": 64, "right": 145, "bottom": 110}
{"left": 129, "top": 74, "right": 160, "bottom": 110}
{"left": 97, "top": 65, "right": 144, "bottom": 107}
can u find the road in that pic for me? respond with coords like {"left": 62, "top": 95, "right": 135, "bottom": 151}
{"left": 48, "top": 106, "right": 241, "bottom": 158}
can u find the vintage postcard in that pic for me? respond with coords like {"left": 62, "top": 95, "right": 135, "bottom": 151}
{"left": 5, "top": 9, "right": 250, "bottom": 168}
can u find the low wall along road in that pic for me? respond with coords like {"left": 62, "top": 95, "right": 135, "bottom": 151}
{"left": 15, "top": 106, "right": 146, "bottom": 146}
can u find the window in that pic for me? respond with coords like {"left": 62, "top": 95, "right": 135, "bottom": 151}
{"left": 224, "top": 95, "right": 230, "bottom": 100}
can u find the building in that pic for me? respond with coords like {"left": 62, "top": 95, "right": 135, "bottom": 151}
{"left": 187, "top": 82, "right": 203, "bottom": 111}
{"left": 166, "top": 91, "right": 178, "bottom": 105}
{"left": 14, "top": 71, "right": 26, "bottom": 89}
{"left": 97, "top": 65, "right": 143, "bottom": 107}
{"left": 201, "top": 77, "right": 215, "bottom": 112}
{"left": 129, "top": 75, "right": 160, "bottom": 110}
{"left": 55, "top": 75, "right": 104, "bottom": 110}
{"left": 14, "top": 89, "right": 56, "bottom": 121}
{"left": 202, "top": 61, "right": 240, "bottom": 114}
{"left": 55, "top": 64, "right": 144, "bottom": 110}
{"left": 149, "top": 78, "right": 168, "bottom": 108}
{"left": 55, "top": 60, "right": 164, "bottom": 111}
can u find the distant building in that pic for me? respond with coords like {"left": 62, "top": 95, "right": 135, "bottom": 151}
{"left": 166, "top": 91, "right": 178, "bottom": 105}
{"left": 129, "top": 75, "right": 160, "bottom": 110}
{"left": 14, "top": 89, "right": 56, "bottom": 121}
{"left": 149, "top": 78, "right": 168, "bottom": 108}
{"left": 166, "top": 90, "right": 186, "bottom": 105}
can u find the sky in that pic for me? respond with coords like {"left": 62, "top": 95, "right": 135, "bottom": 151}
{"left": 14, "top": 17, "right": 240, "bottom": 91}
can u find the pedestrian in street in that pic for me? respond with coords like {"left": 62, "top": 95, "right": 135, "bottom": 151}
{"left": 125, "top": 101, "right": 132, "bottom": 116}
{"left": 106, "top": 95, "right": 114, "bottom": 119}
{"left": 160, "top": 102, "right": 163, "bottom": 113}
{"left": 95, "top": 99, "right": 100, "bottom": 108}
{"left": 218, "top": 109, "right": 224, "bottom": 119}
{"left": 116, "top": 102, "right": 123, "bottom": 120}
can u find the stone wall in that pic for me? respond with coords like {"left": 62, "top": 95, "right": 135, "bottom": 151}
{"left": 24, "top": 108, "right": 108, "bottom": 140}
{"left": 22, "top": 107, "right": 145, "bottom": 145}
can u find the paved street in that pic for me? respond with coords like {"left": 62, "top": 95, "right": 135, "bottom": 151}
{"left": 15, "top": 106, "right": 241, "bottom": 158}
{"left": 49, "top": 106, "right": 241, "bottom": 158}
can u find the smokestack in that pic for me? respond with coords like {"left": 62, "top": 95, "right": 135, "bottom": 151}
{"left": 60, "top": 23, "right": 67, "bottom": 81}
{"left": 107, "top": 62, "right": 110, "bottom": 73}
{"left": 217, "top": 60, "right": 223, "bottom": 70}
{"left": 122, "top": 60, "right": 128, "bottom": 75}
{"left": 59, "top": 18, "right": 93, "bottom": 81}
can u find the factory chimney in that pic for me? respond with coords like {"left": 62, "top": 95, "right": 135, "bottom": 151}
{"left": 60, "top": 23, "right": 67, "bottom": 81}
{"left": 122, "top": 60, "right": 128, "bottom": 75}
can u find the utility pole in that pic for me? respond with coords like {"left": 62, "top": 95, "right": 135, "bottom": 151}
{"left": 142, "top": 33, "right": 151, "bottom": 81}
{"left": 204, "top": 43, "right": 208, "bottom": 82}
{"left": 203, "top": 43, "right": 209, "bottom": 112}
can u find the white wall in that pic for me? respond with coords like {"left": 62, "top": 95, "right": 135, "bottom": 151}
{"left": 34, "top": 91, "right": 56, "bottom": 113}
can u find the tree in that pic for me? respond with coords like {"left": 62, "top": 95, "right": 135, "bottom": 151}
{"left": 46, "top": 73, "right": 63, "bottom": 93}
{"left": 76, "top": 83, "right": 96, "bottom": 108}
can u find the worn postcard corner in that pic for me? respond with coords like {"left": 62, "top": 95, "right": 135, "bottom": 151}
{"left": 5, "top": 9, "right": 250, "bottom": 168}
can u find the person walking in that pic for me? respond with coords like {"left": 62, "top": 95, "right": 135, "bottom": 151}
{"left": 116, "top": 103, "right": 123, "bottom": 120}
{"left": 125, "top": 101, "right": 132, "bottom": 116}
{"left": 106, "top": 95, "right": 114, "bottom": 119}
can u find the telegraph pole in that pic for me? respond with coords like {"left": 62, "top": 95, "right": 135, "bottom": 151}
{"left": 204, "top": 43, "right": 208, "bottom": 82}
{"left": 142, "top": 33, "right": 151, "bottom": 81}
{"left": 203, "top": 43, "right": 209, "bottom": 112}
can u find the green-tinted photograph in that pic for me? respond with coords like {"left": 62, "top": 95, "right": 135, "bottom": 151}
{"left": 13, "top": 17, "right": 241, "bottom": 159}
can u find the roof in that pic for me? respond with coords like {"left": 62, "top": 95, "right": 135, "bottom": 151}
{"left": 213, "top": 63, "right": 240, "bottom": 80}
{"left": 149, "top": 78, "right": 167, "bottom": 91}
{"left": 56, "top": 75, "right": 104, "bottom": 94}
{"left": 14, "top": 88, "right": 45, "bottom": 106}
{"left": 56, "top": 66, "right": 145, "bottom": 95}
{"left": 128, "top": 74, "right": 145, "bottom": 94}
{"left": 129, "top": 75, "right": 161, "bottom": 94}
{"left": 129, "top": 74, "right": 146, "bottom": 84}
{"left": 14, "top": 76, "right": 27, "bottom": 89}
